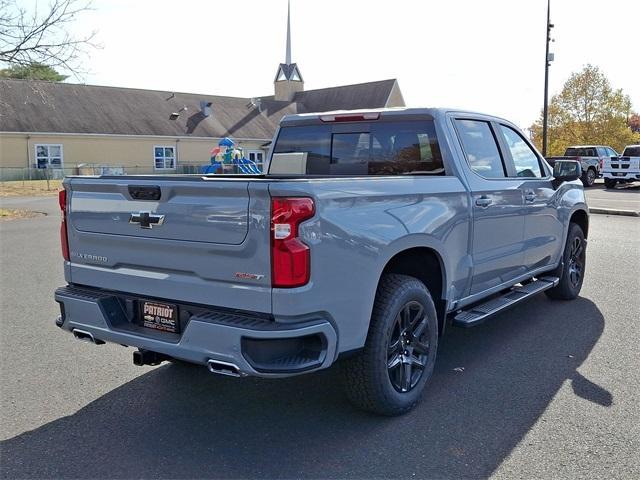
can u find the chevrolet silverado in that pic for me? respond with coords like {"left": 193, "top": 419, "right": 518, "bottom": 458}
{"left": 54, "top": 108, "right": 589, "bottom": 415}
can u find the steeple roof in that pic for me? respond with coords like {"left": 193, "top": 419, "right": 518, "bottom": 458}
{"left": 275, "top": 63, "right": 303, "bottom": 83}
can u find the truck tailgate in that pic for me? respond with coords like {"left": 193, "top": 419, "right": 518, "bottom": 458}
{"left": 604, "top": 156, "right": 640, "bottom": 172}
{"left": 65, "top": 177, "right": 272, "bottom": 312}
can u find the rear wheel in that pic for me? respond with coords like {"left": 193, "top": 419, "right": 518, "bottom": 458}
{"left": 546, "top": 223, "right": 586, "bottom": 300}
{"left": 581, "top": 168, "right": 597, "bottom": 187}
{"left": 604, "top": 178, "right": 617, "bottom": 189}
{"left": 341, "top": 274, "right": 438, "bottom": 416}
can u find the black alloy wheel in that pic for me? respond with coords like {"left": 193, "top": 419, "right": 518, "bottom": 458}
{"left": 546, "top": 223, "right": 586, "bottom": 300}
{"left": 567, "top": 235, "right": 585, "bottom": 288}
{"left": 387, "top": 301, "right": 431, "bottom": 392}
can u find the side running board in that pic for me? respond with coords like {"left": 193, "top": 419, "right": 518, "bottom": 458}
{"left": 453, "top": 276, "right": 560, "bottom": 328}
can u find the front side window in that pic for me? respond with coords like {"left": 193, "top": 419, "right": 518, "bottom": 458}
{"left": 498, "top": 124, "right": 543, "bottom": 178}
{"left": 154, "top": 146, "right": 175, "bottom": 169}
{"left": 454, "top": 119, "right": 505, "bottom": 178}
{"left": 35, "top": 144, "right": 63, "bottom": 168}
{"left": 270, "top": 120, "right": 444, "bottom": 176}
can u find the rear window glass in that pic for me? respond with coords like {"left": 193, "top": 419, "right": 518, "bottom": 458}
{"left": 622, "top": 146, "right": 640, "bottom": 157}
{"left": 269, "top": 121, "right": 444, "bottom": 176}
{"left": 565, "top": 147, "right": 597, "bottom": 157}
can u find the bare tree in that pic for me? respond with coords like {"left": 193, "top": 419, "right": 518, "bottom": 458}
{"left": 0, "top": 0, "right": 98, "bottom": 77}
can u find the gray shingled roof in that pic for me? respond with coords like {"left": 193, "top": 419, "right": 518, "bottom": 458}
{"left": 294, "top": 79, "right": 399, "bottom": 113}
{"left": 0, "top": 78, "right": 403, "bottom": 139}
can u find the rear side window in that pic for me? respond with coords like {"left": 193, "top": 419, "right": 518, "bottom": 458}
{"left": 623, "top": 146, "right": 640, "bottom": 156}
{"left": 454, "top": 119, "right": 505, "bottom": 178}
{"left": 270, "top": 121, "right": 444, "bottom": 176}
{"left": 498, "top": 124, "right": 543, "bottom": 178}
{"left": 565, "top": 147, "right": 596, "bottom": 157}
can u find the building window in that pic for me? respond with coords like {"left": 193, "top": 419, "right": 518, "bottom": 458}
{"left": 247, "top": 150, "right": 265, "bottom": 171}
{"left": 154, "top": 146, "right": 175, "bottom": 169}
{"left": 35, "top": 144, "right": 63, "bottom": 168}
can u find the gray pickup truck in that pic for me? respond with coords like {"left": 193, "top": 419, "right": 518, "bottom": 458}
{"left": 546, "top": 145, "right": 617, "bottom": 187}
{"left": 54, "top": 108, "right": 589, "bottom": 415}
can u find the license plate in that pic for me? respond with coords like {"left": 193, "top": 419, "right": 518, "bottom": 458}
{"left": 139, "top": 300, "right": 179, "bottom": 333}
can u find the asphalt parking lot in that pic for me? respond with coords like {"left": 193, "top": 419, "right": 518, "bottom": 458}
{"left": 1, "top": 196, "right": 639, "bottom": 479}
{"left": 585, "top": 180, "right": 639, "bottom": 215}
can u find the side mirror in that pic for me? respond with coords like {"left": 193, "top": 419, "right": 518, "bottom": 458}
{"left": 553, "top": 160, "right": 582, "bottom": 185}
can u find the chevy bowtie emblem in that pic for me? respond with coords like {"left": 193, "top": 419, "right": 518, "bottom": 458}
{"left": 129, "top": 211, "right": 165, "bottom": 229}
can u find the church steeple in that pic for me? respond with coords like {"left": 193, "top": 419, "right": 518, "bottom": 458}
{"left": 274, "top": 0, "right": 304, "bottom": 101}
{"left": 285, "top": 0, "right": 292, "bottom": 65}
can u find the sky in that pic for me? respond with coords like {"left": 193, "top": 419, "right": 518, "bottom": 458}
{"left": 59, "top": 0, "right": 640, "bottom": 130}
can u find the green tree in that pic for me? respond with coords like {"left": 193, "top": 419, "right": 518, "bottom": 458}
{"left": 0, "top": 62, "right": 68, "bottom": 81}
{"left": 531, "top": 64, "right": 640, "bottom": 155}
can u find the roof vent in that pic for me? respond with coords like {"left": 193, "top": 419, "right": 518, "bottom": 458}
{"left": 248, "top": 98, "right": 262, "bottom": 112}
{"left": 200, "top": 101, "right": 213, "bottom": 117}
{"left": 169, "top": 106, "right": 187, "bottom": 120}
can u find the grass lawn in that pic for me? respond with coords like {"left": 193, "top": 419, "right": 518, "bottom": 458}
{"left": 0, "top": 208, "right": 42, "bottom": 220}
{"left": 0, "top": 179, "right": 63, "bottom": 197}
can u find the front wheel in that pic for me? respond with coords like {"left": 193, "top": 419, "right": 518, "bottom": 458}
{"left": 340, "top": 274, "right": 438, "bottom": 416}
{"left": 604, "top": 178, "right": 617, "bottom": 189}
{"left": 546, "top": 223, "right": 586, "bottom": 300}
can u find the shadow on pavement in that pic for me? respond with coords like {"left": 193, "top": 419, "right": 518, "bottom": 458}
{"left": 0, "top": 296, "right": 608, "bottom": 479}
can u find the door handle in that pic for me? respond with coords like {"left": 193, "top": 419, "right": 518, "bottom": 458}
{"left": 475, "top": 196, "right": 492, "bottom": 208}
{"left": 524, "top": 191, "right": 536, "bottom": 203}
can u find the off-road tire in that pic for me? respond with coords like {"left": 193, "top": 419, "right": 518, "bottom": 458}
{"left": 340, "top": 274, "right": 438, "bottom": 416}
{"left": 604, "top": 178, "right": 617, "bottom": 189}
{"left": 546, "top": 223, "right": 586, "bottom": 300}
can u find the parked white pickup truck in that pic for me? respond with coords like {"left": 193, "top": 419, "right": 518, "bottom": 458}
{"left": 603, "top": 145, "right": 640, "bottom": 189}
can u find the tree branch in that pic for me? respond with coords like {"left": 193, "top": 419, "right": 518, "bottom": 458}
{"left": 0, "top": 0, "right": 98, "bottom": 78}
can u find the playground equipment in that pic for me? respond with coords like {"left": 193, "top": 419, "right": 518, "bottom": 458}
{"left": 201, "top": 137, "right": 261, "bottom": 174}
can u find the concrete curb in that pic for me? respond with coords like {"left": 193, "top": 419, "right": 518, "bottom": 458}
{"left": 589, "top": 208, "right": 639, "bottom": 217}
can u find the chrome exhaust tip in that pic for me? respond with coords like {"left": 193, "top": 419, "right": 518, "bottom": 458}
{"left": 207, "top": 359, "right": 242, "bottom": 377}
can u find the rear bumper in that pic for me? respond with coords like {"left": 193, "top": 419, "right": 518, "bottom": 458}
{"left": 603, "top": 172, "right": 640, "bottom": 180}
{"left": 54, "top": 285, "right": 338, "bottom": 378}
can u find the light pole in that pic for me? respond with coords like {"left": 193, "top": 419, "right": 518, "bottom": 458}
{"left": 542, "top": 0, "right": 554, "bottom": 157}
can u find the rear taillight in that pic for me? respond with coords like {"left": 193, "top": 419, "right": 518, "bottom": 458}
{"left": 271, "top": 197, "right": 315, "bottom": 288}
{"left": 59, "top": 189, "right": 70, "bottom": 261}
